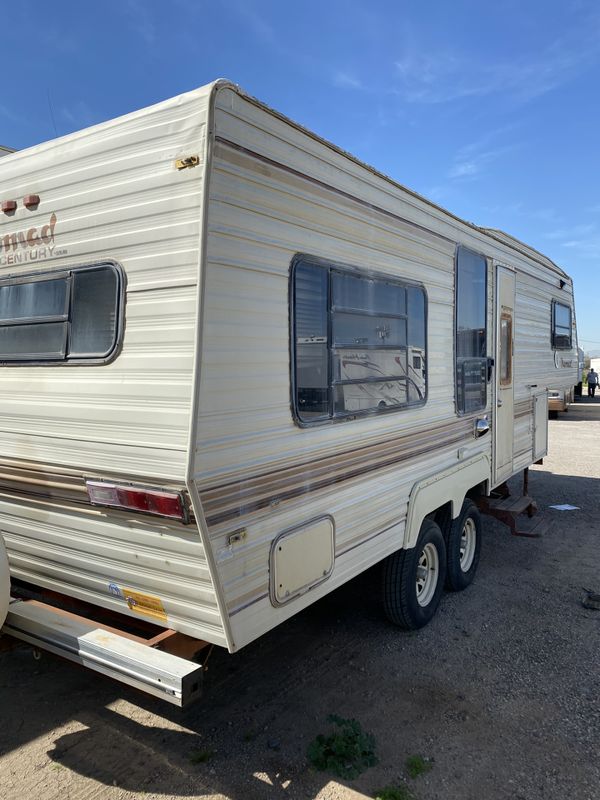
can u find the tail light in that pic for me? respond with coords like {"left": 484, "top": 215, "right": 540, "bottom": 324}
{"left": 86, "top": 480, "right": 188, "bottom": 523}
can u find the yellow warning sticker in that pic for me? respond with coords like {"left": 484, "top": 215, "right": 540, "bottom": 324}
{"left": 122, "top": 588, "right": 167, "bottom": 623}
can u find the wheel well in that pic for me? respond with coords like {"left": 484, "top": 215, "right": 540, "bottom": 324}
{"left": 466, "top": 481, "right": 486, "bottom": 501}
{"left": 403, "top": 454, "right": 491, "bottom": 550}
{"left": 431, "top": 502, "right": 452, "bottom": 539}
{"left": 429, "top": 481, "right": 486, "bottom": 540}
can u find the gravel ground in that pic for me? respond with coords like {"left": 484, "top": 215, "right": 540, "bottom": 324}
{"left": 1, "top": 397, "right": 599, "bottom": 800}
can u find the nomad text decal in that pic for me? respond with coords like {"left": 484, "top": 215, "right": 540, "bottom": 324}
{"left": 0, "top": 212, "right": 66, "bottom": 266}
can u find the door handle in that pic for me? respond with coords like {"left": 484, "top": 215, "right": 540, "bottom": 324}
{"left": 497, "top": 399, "right": 503, "bottom": 408}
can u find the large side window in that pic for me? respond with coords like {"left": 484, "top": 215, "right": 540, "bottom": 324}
{"left": 551, "top": 301, "right": 572, "bottom": 350}
{"left": 0, "top": 263, "right": 122, "bottom": 364}
{"left": 455, "top": 247, "right": 487, "bottom": 414}
{"left": 292, "top": 257, "right": 427, "bottom": 424}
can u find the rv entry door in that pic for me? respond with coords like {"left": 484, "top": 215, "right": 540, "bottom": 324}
{"left": 494, "top": 266, "right": 516, "bottom": 485}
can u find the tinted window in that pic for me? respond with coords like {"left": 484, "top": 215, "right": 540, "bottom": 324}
{"left": 552, "top": 301, "right": 572, "bottom": 349}
{"left": 70, "top": 267, "right": 120, "bottom": 357}
{"left": 0, "top": 263, "right": 122, "bottom": 364}
{"left": 0, "top": 277, "right": 69, "bottom": 321}
{"left": 455, "top": 247, "right": 487, "bottom": 413}
{"left": 293, "top": 258, "right": 427, "bottom": 424}
{"left": 0, "top": 322, "right": 67, "bottom": 360}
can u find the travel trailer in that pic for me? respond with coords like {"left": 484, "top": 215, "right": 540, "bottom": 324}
{"left": 0, "top": 81, "right": 577, "bottom": 704}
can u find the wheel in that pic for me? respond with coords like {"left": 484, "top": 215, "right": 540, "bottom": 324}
{"left": 445, "top": 499, "right": 482, "bottom": 592}
{"left": 382, "top": 519, "right": 446, "bottom": 629}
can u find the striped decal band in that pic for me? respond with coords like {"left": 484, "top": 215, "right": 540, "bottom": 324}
{"left": 0, "top": 419, "right": 477, "bottom": 528}
{"left": 199, "top": 417, "right": 475, "bottom": 527}
{"left": 513, "top": 399, "right": 533, "bottom": 419}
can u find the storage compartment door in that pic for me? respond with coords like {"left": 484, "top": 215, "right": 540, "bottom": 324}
{"left": 270, "top": 517, "right": 334, "bottom": 605}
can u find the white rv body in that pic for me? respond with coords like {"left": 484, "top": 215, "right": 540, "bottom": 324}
{"left": 0, "top": 82, "right": 577, "bottom": 653}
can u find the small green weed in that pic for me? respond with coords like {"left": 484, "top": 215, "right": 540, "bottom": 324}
{"left": 188, "top": 748, "right": 214, "bottom": 764}
{"left": 307, "top": 714, "right": 378, "bottom": 780}
{"left": 405, "top": 754, "right": 432, "bottom": 779}
{"left": 373, "top": 785, "right": 414, "bottom": 800}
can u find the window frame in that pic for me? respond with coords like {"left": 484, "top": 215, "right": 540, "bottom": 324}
{"left": 0, "top": 260, "right": 125, "bottom": 366}
{"left": 499, "top": 311, "right": 513, "bottom": 387}
{"left": 290, "top": 254, "right": 428, "bottom": 428}
{"left": 551, "top": 299, "right": 572, "bottom": 350}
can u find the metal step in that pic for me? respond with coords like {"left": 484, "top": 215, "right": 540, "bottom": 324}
{"left": 487, "top": 494, "right": 536, "bottom": 515}
{"left": 477, "top": 493, "right": 543, "bottom": 537}
{"left": 2, "top": 598, "right": 203, "bottom": 706}
{"left": 514, "top": 515, "right": 548, "bottom": 538}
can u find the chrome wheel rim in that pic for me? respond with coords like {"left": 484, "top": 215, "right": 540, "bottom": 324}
{"left": 460, "top": 517, "right": 477, "bottom": 572}
{"left": 415, "top": 542, "right": 439, "bottom": 607}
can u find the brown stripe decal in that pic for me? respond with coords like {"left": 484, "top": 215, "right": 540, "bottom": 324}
{"left": 0, "top": 459, "right": 192, "bottom": 521}
{"left": 200, "top": 418, "right": 475, "bottom": 526}
{"left": 0, "top": 462, "right": 88, "bottom": 505}
{"left": 513, "top": 399, "right": 533, "bottom": 420}
{"left": 0, "top": 419, "right": 476, "bottom": 528}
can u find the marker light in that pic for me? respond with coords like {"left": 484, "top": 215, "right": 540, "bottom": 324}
{"left": 23, "top": 194, "right": 40, "bottom": 209}
{"left": 86, "top": 480, "right": 188, "bottom": 522}
{"left": 1, "top": 200, "right": 17, "bottom": 213}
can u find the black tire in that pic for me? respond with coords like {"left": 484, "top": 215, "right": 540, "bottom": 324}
{"left": 445, "top": 499, "right": 482, "bottom": 592}
{"left": 382, "top": 519, "right": 446, "bottom": 630}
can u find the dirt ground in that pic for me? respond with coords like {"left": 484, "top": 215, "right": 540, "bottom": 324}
{"left": 1, "top": 397, "right": 599, "bottom": 800}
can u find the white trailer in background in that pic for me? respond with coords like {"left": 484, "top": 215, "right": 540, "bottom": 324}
{"left": 0, "top": 81, "right": 578, "bottom": 703}
{"left": 547, "top": 316, "right": 582, "bottom": 414}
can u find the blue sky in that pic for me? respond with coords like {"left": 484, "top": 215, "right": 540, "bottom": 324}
{"left": 2, "top": 0, "right": 599, "bottom": 352}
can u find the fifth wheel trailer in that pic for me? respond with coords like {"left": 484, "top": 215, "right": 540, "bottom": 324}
{"left": 0, "top": 80, "right": 577, "bottom": 703}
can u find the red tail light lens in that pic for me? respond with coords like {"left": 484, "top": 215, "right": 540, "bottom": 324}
{"left": 86, "top": 480, "right": 188, "bottom": 522}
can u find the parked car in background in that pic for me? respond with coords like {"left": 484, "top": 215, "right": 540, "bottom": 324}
{"left": 548, "top": 387, "right": 573, "bottom": 415}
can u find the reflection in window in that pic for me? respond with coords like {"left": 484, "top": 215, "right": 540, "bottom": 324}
{"left": 293, "top": 258, "right": 427, "bottom": 423}
{"left": 0, "top": 277, "right": 69, "bottom": 321}
{"left": 455, "top": 247, "right": 487, "bottom": 413}
{"left": 552, "top": 301, "right": 572, "bottom": 350}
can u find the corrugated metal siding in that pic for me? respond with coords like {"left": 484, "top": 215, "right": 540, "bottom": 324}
{"left": 190, "top": 85, "right": 577, "bottom": 650}
{"left": 192, "top": 88, "right": 496, "bottom": 650}
{"left": 513, "top": 270, "right": 577, "bottom": 403}
{"left": 0, "top": 85, "right": 227, "bottom": 645}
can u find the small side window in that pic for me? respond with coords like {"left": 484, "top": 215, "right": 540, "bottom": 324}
{"left": 499, "top": 312, "right": 512, "bottom": 386}
{"left": 455, "top": 247, "right": 488, "bottom": 414}
{"left": 552, "top": 301, "right": 572, "bottom": 350}
{"left": 0, "top": 263, "right": 123, "bottom": 364}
